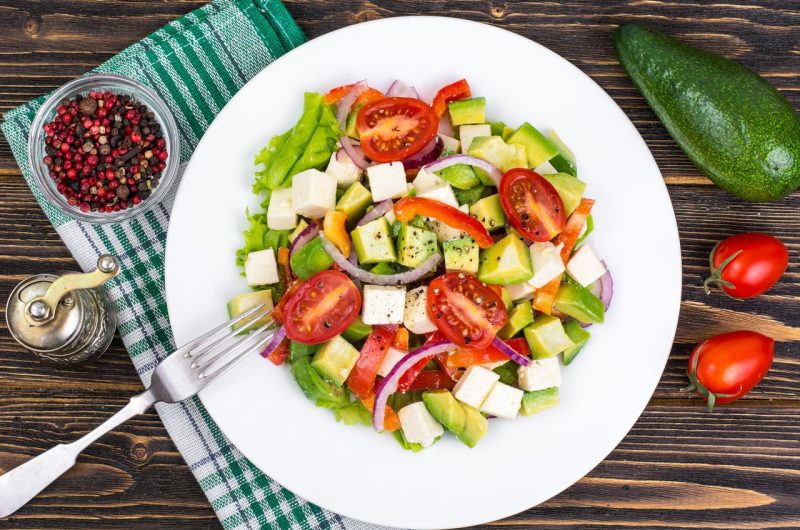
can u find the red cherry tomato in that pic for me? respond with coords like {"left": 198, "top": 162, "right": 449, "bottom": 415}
{"left": 426, "top": 272, "right": 507, "bottom": 349}
{"left": 431, "top": 79, "right": 472, "bottom": 118}
{"left": 705, "top": 233, "right": 788, "bottom": 299}
{"left": 283, "top": 270, "right": 361, "bottom": 344}
{"left": 499, "top": 168, "right": 567, "bottom": 242}
{"left": 687, "top": 330, "right": 774, "bottom": 410}
{"left": 356, "top": 97, "right": 439, "bottom": 163}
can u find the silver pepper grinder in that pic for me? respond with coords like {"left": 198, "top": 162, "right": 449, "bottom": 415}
{"left": 5, "top": 255, "right": 120, "bottom": 366}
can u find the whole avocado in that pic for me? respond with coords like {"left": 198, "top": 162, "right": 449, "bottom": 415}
{"left": 614, "top": 24, "right": 800, "bottom": 202}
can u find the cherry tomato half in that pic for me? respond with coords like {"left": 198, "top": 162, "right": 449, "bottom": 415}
{"left": 499, "top": 168, "right": 567, "bottom": 242}
{"left": 283, "top": 270, "right": 361, "bottom": 344}
{"left": 687, "top": 330, "right": 774, "bottom": 411}
{"left": 356, "top": 97, "right": 439, "bottom": 163}
{"left": 705, "top": 233, "right": 788, "bottom": 299}
{"left": 426, "top": 272, "right": 508, "bottom": 349}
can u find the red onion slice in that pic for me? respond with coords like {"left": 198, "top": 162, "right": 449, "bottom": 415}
{"left": 423, "top": 155, "right": 503, "bottom": 186}
{"left": 340, "top": 137, "right": 370, "bottom": 171}
{"left": 402, "top": 137, "right": 443, "bottom": 171}
{"left": 372, "top": 340, "right": 459, "bottom": 432}
{"left": 490, "top": 336, "right": 530, "bottom": 366}
{"left": 438, "top": 115, "right": 454, "bottom": 137}
{"left": 598, "top": 261, "right": 613, "bottom": 311}
{"left": 260, "top": 325, "right": 287, "bottom": 359}
{"left": 356, "top": 199, "right": 393, "bottom": 226}
{"left": 386, "top": 79, "right": 419, "bottom": 99}
{"left": 347, "top": 251, "right": 362, "bottom": 290}
{"left": 289, "top": 222, "right": 319, "bottom": 258}
{"left": 319, "top": 232, "right": 441, "bottom": 286}
{"left": 337, "top": 81, "right": 372, "bottom": 170}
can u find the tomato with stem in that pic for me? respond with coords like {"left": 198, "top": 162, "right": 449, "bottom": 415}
{"left": 704, "top": 233, "right": 788, "bottom": 299}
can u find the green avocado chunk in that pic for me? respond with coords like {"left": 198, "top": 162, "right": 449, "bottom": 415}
{"left": 614, "top": 24, "right": 800, "bottom": 201}
{"left": 523, "top": 315, "right": 575, "bottom": 359}
{"left": 542, "top": 173, "right": 587, "bottom": 216}
{"left": 547, "top": 130, "right": 578, "bottom": 177}
{"left": 396, "top": 223, "right": 438, "bottom": 267}
{"left": 443, "top": 236, "right": 479, "bottom": 274}
{"left": 448, "top": 97, "right": 486, "bottom": 126}
{"left": 497, "top": 300, "right": 534, "bottom": 340}
{"left": 291, "top": 357, "right": 348, "bottom": 407}
{"left": 553, "top": 282, "right": 605, "bottom": 324}
{"left": 423, "top": 390, "right": 466, "bottom": 436}
{"left": 520, "top": 387, "right": 560, "bottom": 416}
{"left": 562, "top": 319, "right": 591, "bottom": 365}
{"left": 290, "top": 236, "right": 333, "bottom": 280}
{"left": 335, "top": 181, "right": 372, "bottom": 223}
{"left": 468, "top": 136, "right": 527, "bottom": 173}
{"left": 342, "top": 316, "right": 372, "bottom": 343}
{"left": 456, "top": 403, "right": 489, "bottom": 448}
{"left": 435, "top": 164, "right": 481, "bottom": 190}
{"left": 352, "top": 217, "right": 396, "bottom": 265}
{"left": 478, "top": 234, "right": 533, "bottom": 285}
{"left": 227, "top": 289, "right": 274, "bottom": 331}
{"left": 506, "top": 122, "right": 559, "bottom": 168}
{"left": 310, "top": 335, "right": 360, "bottom": 386}
{"left": 469, "top": 194, "right": 506, "bottom": 232}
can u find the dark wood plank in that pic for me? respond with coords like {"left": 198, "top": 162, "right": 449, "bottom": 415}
{"left": 0, "top": 0, "right": 798, "bottom": 529}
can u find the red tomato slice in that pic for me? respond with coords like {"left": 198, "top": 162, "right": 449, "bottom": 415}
{"left": 266, "top": 338, "right": 290, "bottom": 366}
{"left": 431, "top": 79, "right": 472, "bottom": 118}
{"left": 426, "top": 272, "right": 507, "bottom": 349}
{"left": 323, "top": 84, "right": 384, "bottom": 107}
{"left": 346, "top": 325, "right": 396, "bottom": 399}
{"left": 500, "top": 168, "right": 567, "bottom": 242}
{"left": 283, "top": 270, "right": 361, "bottom": 344}
{"left": 393, "top": 197, "right": 493, "bottom": 248}
{"left": 445, "top": 337, "right": 530, "bottom": 368}
{"left": 404, "top": 370, "right": 456, "bottom": 391}
{"left": 356, "top": 98, "right": 439, "bottom": 163}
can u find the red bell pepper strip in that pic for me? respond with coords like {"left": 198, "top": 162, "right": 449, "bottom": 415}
{"left": 431, "top": 79, "right": 472, "bottom": 118}
{"left": 323, "top": 84, "right": 384, "bottom": 106}
{"left": 266, "top": 338, "right": 290, "bottom": 366}
{"left": 533, "top": 198, "right": 595, "bottom": 314}
{"left": 404, "top": 370, "right": 456, "bottom": 391}
{"left": 445, "top": 337, "right": 530, "bottom": 368}
{"left": 346, "top": 325, "right": 396, "bottom": 399}
{"left": 393, "top": 197, "right": 493, "bottom": 249}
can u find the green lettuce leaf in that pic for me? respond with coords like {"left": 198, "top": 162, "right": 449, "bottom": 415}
{"left": 392, "top": 430, "right": 427, "bottom": 452}
{"left": 235, "top": 208, "right": 290, "bottom": 267}
{"left": 286, "top": 103, "right": 340, "bottom": 181}
{"left": 253, "top": 130, "right": 292, "bottom": 195}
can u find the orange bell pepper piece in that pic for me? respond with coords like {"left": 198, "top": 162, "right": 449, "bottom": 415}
{"left": 323, "top": 210, "right": 351, "bottom": 258}
{"left": 360, "top": 393, "right": 401, "bottom": 433}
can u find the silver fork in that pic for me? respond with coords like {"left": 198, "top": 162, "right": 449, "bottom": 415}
{"left": 0, "top": 304, "right": 277, "bottom": 519}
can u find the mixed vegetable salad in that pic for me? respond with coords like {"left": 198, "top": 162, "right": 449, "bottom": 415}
{"left": 231, "top": 79, "right": 612, "bottom": 450}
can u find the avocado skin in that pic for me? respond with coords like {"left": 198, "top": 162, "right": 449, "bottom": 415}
{"left": 614, "top": 24, "right": 800, "bottom": 202}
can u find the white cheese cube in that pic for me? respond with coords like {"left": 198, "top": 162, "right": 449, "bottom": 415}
{"left": 452, "top": 365, "right": 500, "bottom": 409}
{"left": 398, "top": 402, "right": 443, "bottom": 448}
{"left": 459, "top": 124, "right": 491, "bottom": 153}
{"left": 362, "top": 285, "right": 406, "bottom": 325}
{"left": 428, "top": 204, "right": 469, "bottom": 242}
{"left": 439, "top": 133, "right": 461, "bottom": 153}
{"left": 533, "top": 160, "right": 558, "bottom": 175}
{"left": 566, "top": 245, "right": 606, "bottom": 287}
{"left": 518, "top": 357, "right": 562, "bottom": 392}
{"left": 291, "top": 169, "right": 337, "bottom": 219}
{"left": 416, "top": 183, "right": 459, "bottom": 208}
{"left": 244, "top": 248, "right": 279, "bottom": 286}
{"left": 529, "top": 242, "right": 566, "bottom": 288}
{"left": 266, "top": 187, "right": 297, "bottom": 230}
{"left": 367, "top": 162, "right": 408, "bottom": 202}
{"left": 412, "top": 167, "right": 445, "bottom": 193}
{"left": 325, "top": 151, "right": 362, "bottom": 189}
{"left": 480, "top": 382, "right": 523, "bottom": 419}
{"left": 403, "top": 286, "right": 438, "bottom": 335}
{"left": 479, "top": 360, "right": 509, "bottom": 371}
{"left": 504, "top": 281, "right": 536, "bottom": 302}
{"left": 377, "top": 346, "right": 407, "bottom": 377}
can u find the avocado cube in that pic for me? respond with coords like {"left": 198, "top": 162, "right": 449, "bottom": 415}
{"left": 443, "top": 236, "right": 479, "bottom": 274}
{"left": 478, "top": 234, "right": 533, "bottom": 285}
{"left": 352, "top": 217, "right": 396, "bottom": 265}
{"left": 553, "top": 282, "right": 605, "bottom": 324}
{"left": 311, "top": 335, "right": 361, "bottom": 386}
{"left": 562, "top": 319, "right": 591, "bottom": 365}
{"left": 547, "top": 130, "right": 578, "bottom": 177}
{"left": 497, "top": 300, "right": 533, "bottom": 339}
{"left": 469, "top": 194, "right": 506, "bottom": 232}
{"left": 396, "top": 223, "right": 438, "bottom": 268}
{"left": 468, "top": 136, "right": 527, "bottom": 173}
{"left": 422, "top": 390, "right": 466, "bottom": 436}
{"left": 542, "top": 173, "right": 587, "bottom": 216}
{"left": 227, "top": 289, "right": 274, "bottom": 331}
{"left": 499, "top": 286, "right": 513, "bottom": 311}
{"left": 335, "top": 181, "right": 373, "bottom": 223}
{"left": 289, "top": 236, "right": 333, "bottom": 280}
{"left": 435, "top": 163, "right": 481, "bottom": 190}
{"left": 456, "top": 403, "right": 488, "bottom": 448}
{"left": 520, "top": 387, "right": 560, "bottom": 416}
{"left": 341, "top": 316, "right": 372, "bottom": 343}
{"left": 448, "top": 97, "right": 486, "bottom": 126}
{"left": 523, "top": 315, "right": 575, "bottom": 359}
{"left": 507, "top": 122, "right": 560, "bottom": 168}
{"left": 345, "top": 105, "right": 361, "bottom": 139}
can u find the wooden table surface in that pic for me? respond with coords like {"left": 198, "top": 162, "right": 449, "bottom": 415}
{"left": 1, "top": 1, "right": 798, "bottom": 528}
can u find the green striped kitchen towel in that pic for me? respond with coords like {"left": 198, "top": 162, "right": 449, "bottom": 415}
{"left": 1, "top": 1, "right": 384, "bottom": 528}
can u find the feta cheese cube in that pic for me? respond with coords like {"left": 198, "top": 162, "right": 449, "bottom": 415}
{"left": 533, "top": 160, "right": 558, "bottom": 175}
{"left": 428, "top": 204, "right": 469, "bottom": 242}
{"left": 417, "top": 183, "right": 459, "bottom": 208}
{"left": 266, "top": 187, "right": 297, "bottom": 230}
{"left": 377, "top": 346, "right": 407, "bottom": 377}
{"left": 480, "top": 382, "right": 523, "bottom": 419}
{"left": 325, "top": 151, "right": 362, "bottom": 189}
{"left": 412, "top": 167, "right": 446, "bottom": 193}
{"left": 439, "top": 134, "right": 461, "bottom": 153}
{"left": 518, "top": 357, "right": 562, "bottom": 392}
{"left": 291, "top": 169, "right": 337, "bottom": 219}
{"left": 398, "top": 402, "right": 443, "bottom": 448}
{"left": 459, "top": 124, "right": 491, "bottom": 153}
{"left": 367, "top": 162, "right": 408, "bottom": 202}
{"left": 504, "top": 281, "right": 536, "bottom": 302}
{"left": 403, "top": 286, "right": 438, "bottom": 335}
{"left": 362, "top": 285, "right": 406, "bottom": 325}
{"left": 566, "top": 245, "right": 606, "bottom": 287}
{"left": 529, "top": 242, "right": 566, "bottom": 288}
{"left": 452, "top": 365, "right": 500, "bottom": 409}
{"left": 479, "top": 360, "right": 510, "bottom": 371}
{"left": 244, "top": 248, "right": 279, "bottom": 286}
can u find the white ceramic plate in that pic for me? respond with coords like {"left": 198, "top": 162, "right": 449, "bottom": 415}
{"left": 165, "top": 16, "right": 681, "bottom": 529}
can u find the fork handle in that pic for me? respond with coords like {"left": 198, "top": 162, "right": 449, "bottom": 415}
{"left": 0, "top": 390, "right": 156, "bottom": 519}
